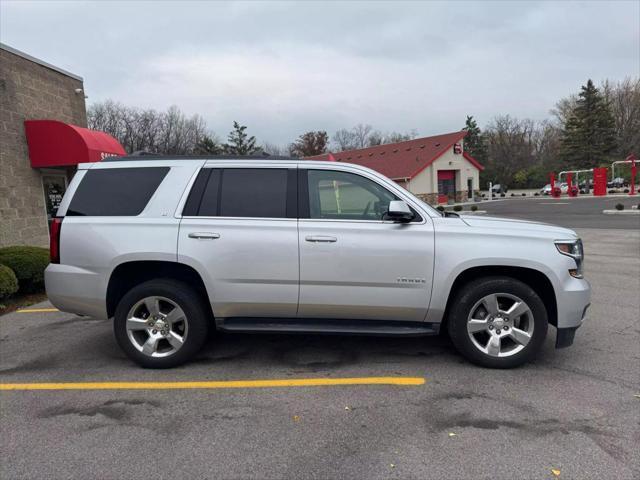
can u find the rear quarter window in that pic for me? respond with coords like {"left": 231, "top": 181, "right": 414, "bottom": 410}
{"left": 66, "top": 167, "right": 169, "bottom": 216}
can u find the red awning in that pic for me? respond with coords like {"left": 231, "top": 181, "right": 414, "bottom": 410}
{"left": 24, "top": 120, "right": 126, "bottom": 168}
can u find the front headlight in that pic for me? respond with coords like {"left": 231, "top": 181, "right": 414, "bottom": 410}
{"left": 555, "top": 239, "right": 584, "bottom": 278}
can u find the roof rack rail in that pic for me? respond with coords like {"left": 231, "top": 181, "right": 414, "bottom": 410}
{"left": 130, "top": 150, "right": 160, "bottom": 156}
{"left": 102, "top": 153, "right": 301, "bottom": 162}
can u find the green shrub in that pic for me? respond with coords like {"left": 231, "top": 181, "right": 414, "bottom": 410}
{"left": 470, "top": 205, "right": 478, "bottom": 212}
{"left": 0, "top": 264, "right": 19, "bottom": 300}
{"left": 615, "top": 203, "right": 624, "bottom": 211}
{"left": 453, "top": 205, "right": 462, "bottom": 212}
{"left": 436, "top": 205, "right": 445, "bottom": 211}
{"left": 0, "top": 246, "right": 49, "bottom": 293}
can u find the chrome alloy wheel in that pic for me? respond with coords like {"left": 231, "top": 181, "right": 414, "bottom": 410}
{"left": 466, "top": 293, "right": 534, "bottom": 358}
{"left": 126, "top": 296, "right": 188, "bottom": 358}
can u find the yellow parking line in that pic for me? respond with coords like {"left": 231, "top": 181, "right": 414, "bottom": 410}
{"left": 16, "top": 308, "right": 59, "bottom": 313}
{"left": 0, "top": 377, "right": 425, "bottom": 391}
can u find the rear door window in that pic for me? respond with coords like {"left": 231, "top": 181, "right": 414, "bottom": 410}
{"left": 184, "top": 168, "right": 292, "bottom": 218}
{"left": 66, "top": 167, "right": 169, "bottom": 216}
{"left": 220, "top": 169, "right": 287, "bottom": 218}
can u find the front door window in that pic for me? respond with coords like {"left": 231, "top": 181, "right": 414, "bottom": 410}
{"left": 307, "top": 170, "right": 398, "bottom": 221}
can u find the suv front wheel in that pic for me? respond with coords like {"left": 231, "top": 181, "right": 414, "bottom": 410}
{"left": 114, "top": 279, "right": 209, "bottom": 368}
{"left": 447, "top": 276, "right": 548, "bottom": 368}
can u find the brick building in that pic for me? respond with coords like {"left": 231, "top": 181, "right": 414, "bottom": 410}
{"left": 308, "top": 131, "right": 483, "bottom": 204}
{"left": 0, "top": 43, "right": 124, "bottom": 247}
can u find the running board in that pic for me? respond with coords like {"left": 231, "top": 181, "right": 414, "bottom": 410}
{"left": 216, "top": 318, "right": 440, "bottom": 336}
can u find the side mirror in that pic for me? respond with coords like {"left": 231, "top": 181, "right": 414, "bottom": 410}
{"left": 384, "top": 200, "right": 414, "bottom": 223}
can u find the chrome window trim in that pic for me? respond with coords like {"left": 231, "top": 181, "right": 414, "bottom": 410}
{"left": 180, "top": 216, "right": 297, "bottom": 222}
{"left": 175, "top": 161, "right": 433, "bottom": 225}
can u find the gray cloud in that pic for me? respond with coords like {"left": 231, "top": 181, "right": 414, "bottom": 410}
{"left": 1, "top": 0, "right": 638, "bottom": 145}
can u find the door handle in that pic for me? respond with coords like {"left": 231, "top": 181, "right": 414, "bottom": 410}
{"left": 188, "top": 232, "right": 220, "bottom": 240}
{"left": 305, "top": 235, "right": 337, "bottom": 243}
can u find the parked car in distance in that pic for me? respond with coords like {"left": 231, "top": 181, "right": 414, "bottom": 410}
{"left": 46, "top": 156, "right": 591, "bottom": 369}
{"left": 540, "top": 183, "right": 568, "bottom": 195}
{"left": 607, "top": 177, "right": 628, "bottom": 188}
{"left": 491, "top": 183, "right": 508, "bottom": 194}
{"left": 578, "top": 180, "right": 592, "bottom": 194}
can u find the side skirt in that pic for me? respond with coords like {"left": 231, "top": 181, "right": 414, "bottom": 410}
{"left": 216, "top": 317, "right": 440, "bottom": 337}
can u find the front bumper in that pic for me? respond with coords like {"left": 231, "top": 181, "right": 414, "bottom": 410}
{"left": 556, "top": 302, "right": 589, "bottom": 348}
{"left": 555, "top": 277, "right": 591, "bottom": 328}
{"left": 554, "top": 276, "right": 590, "bottom": 348}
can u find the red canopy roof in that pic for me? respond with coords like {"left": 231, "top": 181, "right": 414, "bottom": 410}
{"left": 24, "top": 120, "right": 126, "bottom": 168}
{"left": 307, "top": 131, "right": 483, "bottom": 179}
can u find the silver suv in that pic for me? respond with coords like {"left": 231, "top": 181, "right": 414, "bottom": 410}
{"left": 45, "top": 156, "right": 591, "bottom": 368}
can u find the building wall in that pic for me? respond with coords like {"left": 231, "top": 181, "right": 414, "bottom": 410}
{"left": 0, "top": 47, "right": 87, "bottom": 247}
{"left": 406, "top": 140, "right": 480, "bottom": 204}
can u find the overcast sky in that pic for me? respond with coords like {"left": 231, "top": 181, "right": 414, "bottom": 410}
{"left": 1, "top": 1, "right": 638, "bottom": 145}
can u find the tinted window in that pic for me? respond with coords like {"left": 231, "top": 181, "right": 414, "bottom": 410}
{"left": 182, "top": 168, "right": 212, "bottom": 216}
{"left": 219, "top": 169, "right": 287, "bottom": 218}
{"left": 307, "top": 170, "right": 398, "bottom": 221}
{"left": 186, "top": 168, "right": 289, "bottom": 218}
{"left": 67, "top": 167, "right": 169, "bottom": 216}
{"left": 198, "top": 169, "right": 222, "bottom": 216}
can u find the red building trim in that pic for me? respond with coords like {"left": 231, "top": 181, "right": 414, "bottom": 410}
{"left": 463, "top": 151, "right": 485, "bottom": 171}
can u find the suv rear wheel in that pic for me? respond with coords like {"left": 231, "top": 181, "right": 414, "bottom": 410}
{"left": 447, "top": 276, "right": 548, "bottom": 368}
{"left": 114, "top": 279, "right": 209, "bottom": 368}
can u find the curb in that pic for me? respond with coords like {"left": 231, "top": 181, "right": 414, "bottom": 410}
{"left": 602, "top": 210, "right": 640, "bottom": 215}
{"left": 459, "top": 211, "right": 487, "bottom": 215}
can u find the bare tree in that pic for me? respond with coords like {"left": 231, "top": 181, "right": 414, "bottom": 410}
{"left": 352, "top": 124, "right": 373, "bottom": 148}
{"left": 262, "top": 142, "right": 286, "bottom": 156}
{"left": 602, "top": 77, "right": 640, "bottom": 157}
{"left": 333, "top": 125, "right": 418, "bottom": 150}
{"left": 289, "top": 131, "right": 329, "bottom": 157}
{"left": 551, "top": 95, "right": 578, "bottom": 126}
{"left": 87, "top": 101, "right": 215, "bottom": 155}
{"left": 483, "top": 115, "right": 537, "bottom": 185}
{"left": 384, "top": 129, "right": 418, "bottom": 144}
{"left": 332, "top": 128, "right": 357, "bottom": 151}
{"left": 367, "top": 130, "right": 384, "bottom": 146}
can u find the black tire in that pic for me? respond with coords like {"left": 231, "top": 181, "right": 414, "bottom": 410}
{"left": 447, "top": 276, "right": 548, "bottom": 368}
{"left": 114, "top": 279, "right": 209, "bottom": 368}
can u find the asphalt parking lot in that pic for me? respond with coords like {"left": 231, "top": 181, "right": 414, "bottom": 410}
{"left": 1, "top": 198, "right": 639, "bottom": 479}
{"left": 480, "top": 195, "right": 639, "bottom": 229}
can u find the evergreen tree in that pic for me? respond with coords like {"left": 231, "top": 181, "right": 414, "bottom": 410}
{"left": 462, "top": 115, "right": 487, "bottom": 163}
{"left": 195, "top": 134, "right": 222, "bottom": 155}
{"left": 560, "top": 79, "right": 616, "bottom": 169}
{"left": 224, "top": 121, "right": 260, "bottom": 155}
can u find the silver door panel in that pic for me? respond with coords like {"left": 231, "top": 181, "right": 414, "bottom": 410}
{"left": 298, "top": 219, "right": 434, "bottom": 321}
{"left": 179, "top": 218, "right": 299, "bottom": 318}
